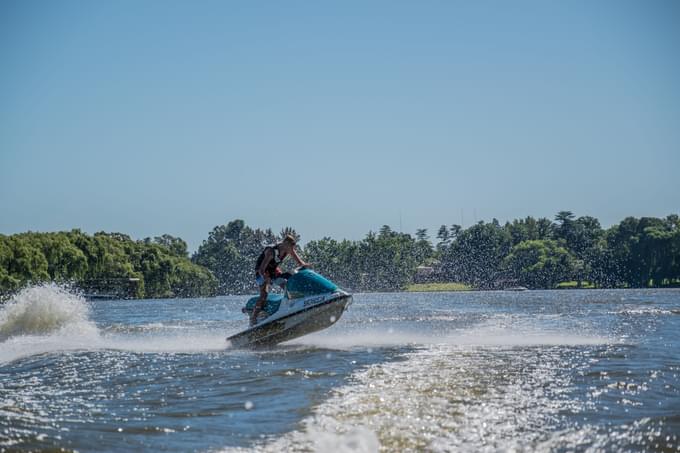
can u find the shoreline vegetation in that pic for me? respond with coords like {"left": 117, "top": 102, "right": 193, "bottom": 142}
{"left": 1, "top": 212, "right": 679, "bottom": 299}
{"left": 406, "top": 282, "right": 472, "bottom": 292}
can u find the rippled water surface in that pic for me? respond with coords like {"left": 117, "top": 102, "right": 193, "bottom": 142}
{"left": 1, "top": 286, "right": 679, "bottom": 452}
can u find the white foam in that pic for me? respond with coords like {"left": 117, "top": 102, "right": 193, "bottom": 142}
{"left": 0, "top": 285, "right": 97, "bottom": 340}
{"left": 102, "top": 332, "right": 228, "bottom": 354}
{"left": 289, "top": 325, "right": 609, "bottom": 350}
{"left": 0, "top": 285, "right": 229, "bottom": 364}
{"left": 309, "top": 426, "right": 380, "bottom": 453}
{"left": 289, "top": 329, "right": 442, "bottom": 349}
{"left": 217, "top": 425, "right": 380, "bottom": 453}
{"left": 442, "top": 327, "right": 609, "bottom": 347}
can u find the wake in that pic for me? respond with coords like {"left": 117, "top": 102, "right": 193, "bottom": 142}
{"left": 1, "top": 285, "right": 612, "bottom": 364}
{"left": 0, "top": 285, "right": 227, "bottom": 364}
{"left": 289, "top": 324, "right": 610, "bottom": 350}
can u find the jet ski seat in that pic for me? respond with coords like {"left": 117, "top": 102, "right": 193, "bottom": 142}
{"left": 243, "top": 294, "right": 284, "bottom": 316}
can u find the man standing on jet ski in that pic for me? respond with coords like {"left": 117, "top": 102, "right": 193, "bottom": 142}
{"left": 251, "top": 234, "right": 309, "bottom": 325}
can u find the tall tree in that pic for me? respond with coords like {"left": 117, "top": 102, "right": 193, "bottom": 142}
{"left": 553, "top": 211, "right": 575, "bottom": 244}
{"left": 414, "top": 229, "right": 434, "bottom": 266}
{"left": 436, "top": 225, "right": 450, "bottom": 251}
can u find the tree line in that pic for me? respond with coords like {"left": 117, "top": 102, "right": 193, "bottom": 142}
{"left": 191, "top": 213, "right": 680, "bottom": 293}
{"left": 438, "top": 212, "right": 680, "bottom": 290}
{"left": 1, "top": 212, "right": 679, "bottom": 298}
{"left": 0, "top": 230, "right": 216, "bottom": 298}
{"left": 191, "top": 220, "right": 432, "bottom": 293}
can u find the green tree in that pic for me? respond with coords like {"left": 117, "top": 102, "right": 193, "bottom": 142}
{"left": 436, "top": 225, "right": 450, "bottom": 250}
{"left": 414, "top": 228, "right": 434, "bottom": 265}
{"left": 7, "top": 236, "right": 50, "bottom": 285}
{"left": 440, "top": 221, "right": 512, "bottom": 288}
{"left": 504, "top": 216, "right": 554, "bottom": 246}
{"left": 171, "top": 260, "right": 217, "bottom": 298}
{"left": 595, "top": 216, "right": 680, "bottom": 287}
{"left": 33, "top": 233, "right": 88, "bottom": 281}
{"left": 358, "top": 229, "right": 420, "bottom": 290}
{"left": 379, "top": 225, "right": 393, "bottom": 236}
{"left": 504, "top": 240, "right": 574, "bottom": 289}
{"left": 553, "top": 211, "right": 576, "bottom": 241}
{"left": 0, "top": 229, "right": 215, "bottom": 298}
{"left": 304, "top": 237, "right": 359, "bottom": 288}
{"left": 0, "top": 236, "right": 21, "bottom": 292}
{"left": 149, "top": 234, "right": 189, "bottom": 258}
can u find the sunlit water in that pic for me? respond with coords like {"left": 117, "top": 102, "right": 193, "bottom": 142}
{"left": 1, "top": 286, "right": 679, "bottom": 452}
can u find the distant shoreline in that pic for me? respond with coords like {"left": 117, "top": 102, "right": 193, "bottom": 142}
{"left": 2, "top": 213, "right": 679, "bottom": 298}
{"left": 406, "top": 282, "right": 472, "bottom": 292}
{"left": 404, "top": 282, "right": 680, "bottom": 293}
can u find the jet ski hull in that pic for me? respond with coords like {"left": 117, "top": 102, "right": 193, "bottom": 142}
{"left": 227, "top": 294, "right": 352, "bottom": 348}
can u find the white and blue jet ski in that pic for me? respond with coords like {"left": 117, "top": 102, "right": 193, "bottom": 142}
{"left": 227, "top": 268, "right": 352, "bottom": 348}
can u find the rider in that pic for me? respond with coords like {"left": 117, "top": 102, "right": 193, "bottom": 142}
{"left": 251, "top": 234, "right": 309, "bottom": 325}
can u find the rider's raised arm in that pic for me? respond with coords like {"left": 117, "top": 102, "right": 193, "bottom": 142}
{"left": 290, "top": 248, "right": 309, "bottom": 268}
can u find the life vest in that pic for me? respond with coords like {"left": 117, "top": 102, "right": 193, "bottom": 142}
{"left": 255, "top": 245, "right": 288, "bottom": 276}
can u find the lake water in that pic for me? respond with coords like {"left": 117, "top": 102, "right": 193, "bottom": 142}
{"left": 1, "top": 286, "right": 679, "bottom": 452}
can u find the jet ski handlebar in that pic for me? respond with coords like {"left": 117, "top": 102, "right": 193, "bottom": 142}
{"left": 293, "top": 264, "right": 312, "bottom": 273}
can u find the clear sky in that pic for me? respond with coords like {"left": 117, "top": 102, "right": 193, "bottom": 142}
{"left": 1, "top": 0, "right": 679, "bottom": 251}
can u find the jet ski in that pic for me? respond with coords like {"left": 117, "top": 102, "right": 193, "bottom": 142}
{"left": 227, "top": 268, "right": 352, "bottom": 348}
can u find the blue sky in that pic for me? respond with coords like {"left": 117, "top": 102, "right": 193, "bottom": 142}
{"left": 1, "top": 0, "right": 679, "bottom": 250}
